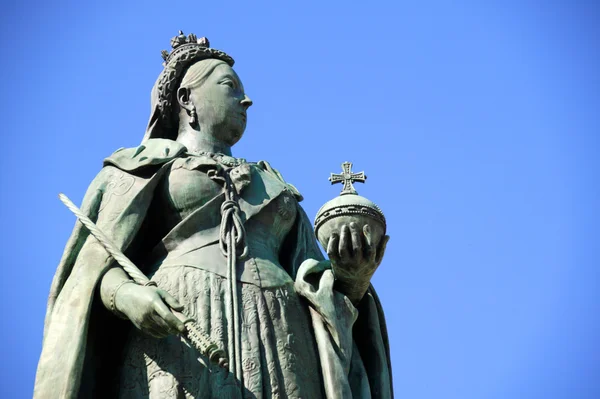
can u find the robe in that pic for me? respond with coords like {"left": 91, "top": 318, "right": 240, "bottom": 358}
{"left": 34, "top": 138, "right": 393, "bottom": 398}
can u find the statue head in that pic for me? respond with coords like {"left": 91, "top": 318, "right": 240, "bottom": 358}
{"left": 143, "top": 31, "right": 251, "bottom": 145}
{"left": 176, "top": 59, "right": 252, "bottom": 146}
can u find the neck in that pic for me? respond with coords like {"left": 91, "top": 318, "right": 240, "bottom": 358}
{"left": 176, "top": 127, "right": 232, "bottom": 156}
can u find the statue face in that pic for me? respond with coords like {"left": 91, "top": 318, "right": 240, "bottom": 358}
{"left": 189, "top": 63, "right": 251, "bottom": 146}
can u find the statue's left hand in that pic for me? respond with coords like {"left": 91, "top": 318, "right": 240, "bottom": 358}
{"left": 326, "top": 222, "right": 390, "bottom": 273}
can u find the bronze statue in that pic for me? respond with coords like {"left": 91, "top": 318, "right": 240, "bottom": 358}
{"left": 35, "top": 31, "right": 392, "bottom": 398}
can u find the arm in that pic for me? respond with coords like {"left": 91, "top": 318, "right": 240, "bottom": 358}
{"left": 287, "top": 202, "right": 388, "bottom": 305}
{"left": 88, "top": 163, "right": 186, "bottom": 337}
{"left": 98, "top": 266, "right": 185, "bottom": 337}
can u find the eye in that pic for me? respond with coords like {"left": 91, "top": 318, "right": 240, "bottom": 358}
{"left": 221, "top": 79, "right": 235, "bottom": 88}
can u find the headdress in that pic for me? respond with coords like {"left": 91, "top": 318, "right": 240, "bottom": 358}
{"left": 143, "top": 31, "right": 235, "bottom": 141}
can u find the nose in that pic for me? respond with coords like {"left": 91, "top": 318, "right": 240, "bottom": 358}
{"left": 241, "top": 94, "right": 253, "bottom": 109}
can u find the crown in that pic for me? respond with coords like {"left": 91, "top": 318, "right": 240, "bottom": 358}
{"left": 160, "top": 31, "right": 217, "bottom": 66}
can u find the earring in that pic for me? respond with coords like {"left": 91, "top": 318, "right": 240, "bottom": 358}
{"left": 189, "top": 105, "right": 197, "bottom": 126}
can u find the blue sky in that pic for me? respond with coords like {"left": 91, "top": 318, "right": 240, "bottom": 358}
{"left": 1, "top": 1, "right": 598, "bottom": 398}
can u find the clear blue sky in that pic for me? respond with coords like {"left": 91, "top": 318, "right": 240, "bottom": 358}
{"left": 1, "top": 1, "right": 598, "bottom": 398}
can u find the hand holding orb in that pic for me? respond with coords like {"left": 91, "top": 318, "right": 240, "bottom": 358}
{"left": 314, "top": 162, "right": 389, "bottom": 304}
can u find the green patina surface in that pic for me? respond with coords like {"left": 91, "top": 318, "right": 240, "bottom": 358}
{"left": 35, "top": 31, "right": 393, "bottom": 399}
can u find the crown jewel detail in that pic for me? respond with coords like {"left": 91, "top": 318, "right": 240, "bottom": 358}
{"left": 161, "top": 30, "right": 212, "bottom": 64}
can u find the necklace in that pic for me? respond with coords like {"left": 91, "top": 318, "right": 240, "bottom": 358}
{"left": 190, "top": 151, "right": 246, "bottom": 167}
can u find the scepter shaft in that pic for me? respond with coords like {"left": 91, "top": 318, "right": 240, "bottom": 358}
{"left": 58, "top": 193, "right": 228, "bottom": 369}
{"left": 58, "top": 193, "right": 150, "bottom": 285}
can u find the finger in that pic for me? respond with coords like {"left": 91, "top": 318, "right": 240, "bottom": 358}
{"left": 349, "top": 222, "right": 362, "bottom": 262}
{"left": 154, "top": 299, "right": 186, "bottom": 334}
{"left": 148, "top": 314, "right": 173, "bottom": 337}
{"left": 327, "top": 233, "right": 340, "bottom": 263}
{"left": 375, "top": 235, "right": 390, "bottom": 265}
{"left": 339, "top": 225, "right": 351, "bottom": 262}
{"left": 322, "top": 269, "right": 335, "bottom": 289}
{"left": 140, "top": 322, "right": 166, "bottom": 338}
{"left": 363, "top": 224, "right": 376, "bottom": 263}
{"left": 156, "top": 306, "right": 185, "bottom": 333}
{"left": 158, "top": 289, "right": 184, "bottom": 311}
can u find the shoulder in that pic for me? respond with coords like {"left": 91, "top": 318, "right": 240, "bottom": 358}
{"left": 85, "top": 139, "right": 187, "bottom": 207}
{"left": 103, "top": 139, "right": 187, "bottom": 172}
{"left": 255, "top": 160, "right": 304, "bottom": 201}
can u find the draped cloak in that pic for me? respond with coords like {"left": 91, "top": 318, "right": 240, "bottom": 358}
{"left": 34, "top": 139, "right": 393, "bottom": 398}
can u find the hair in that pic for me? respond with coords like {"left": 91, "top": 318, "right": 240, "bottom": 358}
{"left": 143, "top": 58, "right": 228, "bottom": 142}
{"left": 179, "top": 58, "right": 227, "bottom": 90}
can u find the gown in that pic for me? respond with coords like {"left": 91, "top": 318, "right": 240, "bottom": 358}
{"left": 35, "top": 140, "right": 392, "bottom": 399}
{"left": 116, "top": 155, "right": 324, "bottom": 398}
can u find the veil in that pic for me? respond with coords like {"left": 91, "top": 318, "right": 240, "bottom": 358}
{"left": 141, "top": 77, "right": 176, "bottom": 142}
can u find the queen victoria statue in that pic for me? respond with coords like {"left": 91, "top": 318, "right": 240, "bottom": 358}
{"left": 34, "top": 32, "right": 393, "bottom": 398}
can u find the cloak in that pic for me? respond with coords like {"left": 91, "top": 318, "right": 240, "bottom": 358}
{"left": 34, "top": 139, "right": 393, "bottom": 398}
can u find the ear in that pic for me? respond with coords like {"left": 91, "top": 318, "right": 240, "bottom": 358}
{"left": 176, "top": 86, "right": 193, "bottom": 111}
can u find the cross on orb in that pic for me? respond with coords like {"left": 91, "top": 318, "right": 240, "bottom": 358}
{"left": 329, "top": 162, "right": 367, "bottom": 195}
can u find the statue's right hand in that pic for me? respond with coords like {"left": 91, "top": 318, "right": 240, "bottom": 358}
{"left": 114, "top": 284, "right": 186, "bottom": 338}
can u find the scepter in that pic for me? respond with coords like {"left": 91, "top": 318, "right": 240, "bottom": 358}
{"left": 58, "top": 193, "right": 229, "bottom": 369}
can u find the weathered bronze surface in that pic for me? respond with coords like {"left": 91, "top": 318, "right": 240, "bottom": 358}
{"left": 315, "top": 162, "right": 387, "bottom": 305}
{"left": 35, "top": 31, "right": 393, "bottom": 398}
